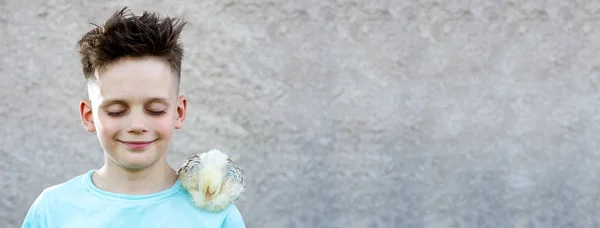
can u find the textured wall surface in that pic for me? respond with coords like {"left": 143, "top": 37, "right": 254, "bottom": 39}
{"left": 2, "top": 0, "right": 600, "bottom": 227}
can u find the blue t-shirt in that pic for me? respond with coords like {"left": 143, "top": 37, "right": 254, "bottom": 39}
{"left": 21, "top": 170, "right": 246, "bottom": 228}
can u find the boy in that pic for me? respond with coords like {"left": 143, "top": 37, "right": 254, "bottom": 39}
{"left": 21, "top": 7, "right": 246, "bottom": 228}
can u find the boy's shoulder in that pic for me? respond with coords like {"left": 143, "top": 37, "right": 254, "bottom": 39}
{"left": 21, "top": 170, "right": 92, "bottom": 228}
{"left": 33, "top": 170, "right": 90, "bottom": 203}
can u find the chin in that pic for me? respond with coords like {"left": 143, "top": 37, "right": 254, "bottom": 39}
{"left": 114, "top": 151, "right": 164, "bottom": 170}
{"left": 118, "top": 159, "right": 160, "bottom": 170}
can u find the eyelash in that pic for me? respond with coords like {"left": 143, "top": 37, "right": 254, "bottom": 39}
{"left": 106, "top": 110, "right": 166, "bottom": 117}
{"left": 107, "top": 111, "right": 125, "bottom": 117}
{"left": 149, "top": 110, "right": 166, "bottom": 116}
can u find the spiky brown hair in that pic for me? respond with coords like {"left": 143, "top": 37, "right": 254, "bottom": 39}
{"left": 76, "top": 7, "right": 186, "bottom": 86}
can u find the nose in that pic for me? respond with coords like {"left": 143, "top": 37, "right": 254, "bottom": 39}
{"left": 126, "top": 111, "right": 149, "bottom": 134}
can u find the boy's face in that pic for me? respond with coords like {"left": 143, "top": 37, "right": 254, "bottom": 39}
{"left": 79, "top": 57, "right": 186, "bottom": 170}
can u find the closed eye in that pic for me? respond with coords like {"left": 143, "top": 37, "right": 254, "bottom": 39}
{"left": 106, "top": 110, "right": 165, "bottom": 116}
{"left": 148, "top": 110, "right": 166, "bottom": 116}
{"left": 107, "top": 111, "right": 126, "bottom": 117}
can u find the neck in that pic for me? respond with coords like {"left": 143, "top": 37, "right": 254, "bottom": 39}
{"left": 92, "top": 156, "right": 178, "bottom": 195}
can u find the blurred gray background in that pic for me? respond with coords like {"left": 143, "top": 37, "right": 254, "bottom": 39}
{"left": 2, "top": 0, "right": 599, "bottom": 227}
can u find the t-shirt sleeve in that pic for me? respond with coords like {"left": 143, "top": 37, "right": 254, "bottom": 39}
{"left": 221, "top": 205, "right": 246, "bottom": 228}
{"left": 21, "top": 191, "right": 47, "bottom": 228}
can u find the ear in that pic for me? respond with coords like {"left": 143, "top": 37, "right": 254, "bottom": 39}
{"left": 175, "top": 95, "right": 187, "bottom": 129}
{"left": 80, "top": 100, "right": 96, "bottom": 132}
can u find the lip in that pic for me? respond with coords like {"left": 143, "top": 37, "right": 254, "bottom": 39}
{"left": 118, "top": 139, "right": 157, "bottom": 150}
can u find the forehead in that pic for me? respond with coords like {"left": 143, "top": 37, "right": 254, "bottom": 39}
{"left": 89, "top": 57, "right": 177, "bottom": 102}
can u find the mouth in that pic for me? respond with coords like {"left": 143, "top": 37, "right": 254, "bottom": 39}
{"left": 117, "top": 139, "right": 157, "bottom": 150}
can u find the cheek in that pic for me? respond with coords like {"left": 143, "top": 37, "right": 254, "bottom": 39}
{"left": 95, "top": 115, "right": 121, "bottom": 135}
{"left": 154, "top": 116, "right": 176, "bottom": 135}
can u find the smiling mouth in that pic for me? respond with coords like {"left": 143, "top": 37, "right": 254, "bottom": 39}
{"left": 118, "top": 139, "right": 157, "bottom": 150}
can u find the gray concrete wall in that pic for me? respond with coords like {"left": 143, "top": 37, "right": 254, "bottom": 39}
{"left": 2, "top": 0, "right": 598, "bottom": 227}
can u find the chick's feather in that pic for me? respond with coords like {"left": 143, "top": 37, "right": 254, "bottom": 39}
{"left": 177, "top": 149, "right": 245, "bottom": 212}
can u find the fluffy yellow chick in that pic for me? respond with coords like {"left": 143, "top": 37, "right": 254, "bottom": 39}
{"left": 177, "top": 149, "right": 245, "bottom": 213}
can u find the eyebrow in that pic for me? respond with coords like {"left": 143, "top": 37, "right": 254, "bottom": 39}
{"left": 102, "top": 97, "right": 171, "bottom": 106}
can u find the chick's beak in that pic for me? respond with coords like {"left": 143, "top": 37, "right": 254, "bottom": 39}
{"left": 205, "top": 187, "right": 212, "bottom": 200}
